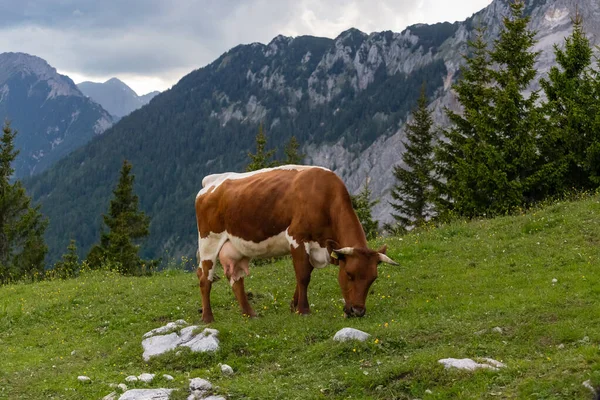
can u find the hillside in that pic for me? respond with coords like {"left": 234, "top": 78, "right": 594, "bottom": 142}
{"left": 2, "top": 194, "right": 600, "bottom": 399}
{"left": 78, "top": 78, "right": 160, "bottom": 119}
{"left": 0, "top": 52, "right": 113, "bottom": 178}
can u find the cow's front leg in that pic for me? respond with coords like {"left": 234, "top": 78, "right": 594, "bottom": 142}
{"left": 198, "top": 260, "right": 215, "bottom": 323}
{"left": 290, "top": 246, "right": 313, "bottom": 315}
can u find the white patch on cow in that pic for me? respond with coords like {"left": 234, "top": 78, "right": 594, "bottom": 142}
{"left": 304, "top": 241, "right": 330, "bottom": 269}
{"left": 196, "top": 164, "right": 330, "bottom": 199}
{"left": 198, "top": 232, "right": 228, "bottom": 281}
{"left": 285, "top": 228, "right": 299, "bottom": 249}
{"left": 228, "top": 231, "right": 291, "bottom": 259}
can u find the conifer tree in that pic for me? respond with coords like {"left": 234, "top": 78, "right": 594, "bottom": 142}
{"left": 0, "top": 122, "right": 48, "bottom": 284}
{"left": 246, "top": 123, "right": 277, "bottom": 171}
{"left": 53, "top": 239, "right": 80, "bottom": 279}
{"left": 537, "top": 11, "right": 598, "bottom": 194}
{"left": 351, "top": 177, "right": 379, "bottom": 240}
{"left": 87, "top": 160, "right": 150, "bottom": 275}
{"left": 284, "top": 136, "right": 304, "bottom": 164}
{"left": 389, "top": 85, "right": 437, "bottom": 230}
{"left": 437, "top": 1, "right": 541, "bottom": 217}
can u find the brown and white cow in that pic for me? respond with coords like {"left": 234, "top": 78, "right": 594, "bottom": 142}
{"left": 194, "top": 165, "right": 398, "bottom": 323}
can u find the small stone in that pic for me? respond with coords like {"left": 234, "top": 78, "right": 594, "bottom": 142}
{"left": 425, "top": 389, "right": 433, "bottom": 394}
{"left": 438, "top": 358, "right": 505, "bottom": 371}
{"left": 557, "top": 343, "right": 565, "bottom": 349}
{"left": 492, "top": 327, "right": 503, "bottom": 334}
{"left": 71, "top": 350, "right": 76, "bottom": 356}
{"left": 474, "top": 329, "right": 487, "bottom": 336}
{"left": 119, "top": 389, "right": 174, "bottom": 400}
{"left": 220, "top": 364, "right": 234, "bottom": 376}
{"left": 102, "top": 392, "right": 117, "bottom": 400}
{"left": 333, "top": 328, "right": 371, "bottom": 342}
{"left": 552, "top": 278, "right": 557, "bottom": 284}
{"left": 118, "top": 383, "right": 128, "bottom": 392}
{"left": 163, "top": 374, "right": 174, "bottom": 381}
{"left": 138, "top": 373, "right": 155, "bottom": 383}
{"left": 189, "top": 377, "right": 212, "bottom": 391}
{"left": 77, "top": 375, "right": 91, "bottom": 383}
{"left": 582, "top": 380, "right": 595, "bottom": 394}
{"left": 125, "top": 375, "right": 138, "bottom": 382}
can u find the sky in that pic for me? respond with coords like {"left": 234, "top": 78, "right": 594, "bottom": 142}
{"left": 0, "top": 0, "right": 493, "bottom": 95}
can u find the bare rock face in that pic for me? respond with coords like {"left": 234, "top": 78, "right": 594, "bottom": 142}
{"left": 141, "top": 321, "right": 220, "bottom": 361}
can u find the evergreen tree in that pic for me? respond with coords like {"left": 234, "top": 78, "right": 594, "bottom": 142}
{"left": 87, "top": 160, "right": 150, "bottom": 275}
{"left": 246, "top": 123, "right": 277, "bottom": 171}
{"left": 53, "top": 240, "right": 80, "bottom": 279}
{"left": 389, "top": 85, "right": 437, "bottom": 230}
{"left": 351, "top": 177, "right": 379, "bottom": 240}
{"left": 437, "top": 1, "right": 541, "bottom": 217}
{"left": 284, "top": 136, "right": 304, "bottom": 164}
{"left": 537, "top": 11, "right": 598, "bottom": 194}
{"left": 0, "top": 122, "right": 48, "bottom": 284}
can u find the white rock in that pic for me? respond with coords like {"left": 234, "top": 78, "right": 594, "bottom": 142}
{"left": 438, "top": 358, "right": 505, "bottom": 371}
{"left": 77, "top": 375, "right": 91, "bottom": 383}
{"left": 181, "top": 329, "right": 220, "bottom": 353}
{"left": 492, "top": 327, "right": 503, "bottom": 334}
{"left": 137, "top": 373, "right": 155, "bottom": 383}
{"left": 143, "top": 320, "right": 188, "bottom": 338}
{"left": 118, "top": 384, "right": 128, "bottom": 392}
{"left": 71, "top": 350, "right": 76, "bottom": 356}
{"left": 552, "top": 278, "right": 558, "bottom": 284}
{"left": 557, "top": 343, "right": 565, "bottom": 349}
{"left": 425, "top": 389, "right": 433, "bottom": 394}
{"left": 125, "top": 375, "right": 138, "bottom": 382}
{"left": 189, "top": 378, "right": 212, "bottom": 391}
{"left": 180, "top": 326, "right": 200, "bottom": 342}
{"left": 163, "top": 374, "right": 174, "bottom": 381}
{"left": 102, "top": 392, "right": 117, "bottom": 400}
{"left": 118, "top": 389, "right": 174, "bottom": 400}
{"left": 220, "top": 364, "right": 234, "bottom": 376}
{"left": 582, "top": 380, "right": 596, "bottom": 394}
{"left": 203, "top": 396, "right": 227, "bottom": 400}
{"left": 142, "top": 332, "right": 181, "bottom": 361}
{"left": 333, "top": 328, "right": 371, "bottom": 342}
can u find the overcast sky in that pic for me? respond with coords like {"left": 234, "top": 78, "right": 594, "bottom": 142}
{"left": 0, "top": 0, "right": 492, "bottom": 95}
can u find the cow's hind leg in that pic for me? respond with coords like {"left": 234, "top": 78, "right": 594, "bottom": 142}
{"left": 198, "top": 260, "right": 215, "bottom": 323}
{"left": 290, "top": 245, "right": 314, "bottom": 315}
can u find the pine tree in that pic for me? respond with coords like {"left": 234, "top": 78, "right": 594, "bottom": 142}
{"left": 389, "top": 85, "right": 437, "bottom": 230}
{"left": 246, "top": 123, "right": 277, "bottom": 171}
{"left": 436, "top": 25, "right": 498, "bottom": 218}
{"left": 537, "top": 11, "right": 598, "bottom": 194}
{"left": 53, "top": 240, "right": 80, "bottom": 279}
{"left": 87, "top": 160, "right": 150, "bottom": 275}
{"left": 351, "top": 178, "right": 379, "bottom": 240}
{"left": 0, "top": 122, "right": 48, "bottom": 284}
{"left": 437, "top": 1, "right": 541, "bottom": 217}
{"left": 284, "top": 136, "right": 304, "bottom": 164}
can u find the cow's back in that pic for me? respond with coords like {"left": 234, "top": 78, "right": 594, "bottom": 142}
{"left": 195, "top": 166, "right": 346, "bottom": 243}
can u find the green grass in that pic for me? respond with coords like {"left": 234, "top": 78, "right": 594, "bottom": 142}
{"left": 2, "top": 195, "right": 600, "bottom": 399}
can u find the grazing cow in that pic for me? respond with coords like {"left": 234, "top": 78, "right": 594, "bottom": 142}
{"left": 195, "top": 165, "right": 398, "bottom": 323}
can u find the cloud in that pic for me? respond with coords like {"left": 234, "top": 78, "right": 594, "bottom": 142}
{"left": 0, "top": 0, "right": 492, "bottom": 93}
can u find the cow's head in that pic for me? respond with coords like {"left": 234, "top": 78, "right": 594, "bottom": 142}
{"left": 329, "top": 242, "right": 398, "bottom": 317}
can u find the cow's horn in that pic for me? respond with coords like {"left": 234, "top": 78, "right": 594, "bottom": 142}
{"left": 378, "top": 253, "right": 399, "bottom": 265}
{"left": 333, "top": 247, "right": 354, "bottom": 255}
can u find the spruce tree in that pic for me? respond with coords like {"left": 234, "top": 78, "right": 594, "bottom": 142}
{"left": 537, "top": 11, "right": 598, "bottom": 194}
{"left": 437, "top": 1, "right": 541, "bottom": 217}
{"left": 87, "top": 160, "right": 150, "bottom": 275}
{"left": 53, "top": 240, "right": 80, "bottom": 279}
{"left": 389, "top": 85, "right": 437, "bottom": 230}
{"left": 0, "top": 122, "right": 48, "bottom": 284}
{"left": 351, "top": 178, "right": 379, "bottom": 240}
{"left": 246, "top": 123, "right": 277, "bottom": 171}
{"left": 284, "top": 136, "right": 304, "bottom": 164}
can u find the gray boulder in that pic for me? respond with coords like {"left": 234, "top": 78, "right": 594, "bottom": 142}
{"left": 333, "top": 328, "right": 371, "bottom": 342}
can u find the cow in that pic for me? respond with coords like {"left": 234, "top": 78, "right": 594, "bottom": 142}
{"left": 194, "top": 165, "right": 398, "bottom": 323}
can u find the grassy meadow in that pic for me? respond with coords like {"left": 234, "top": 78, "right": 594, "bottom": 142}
{"left": 1, "top": 195, "right": 600, "bottom": 399}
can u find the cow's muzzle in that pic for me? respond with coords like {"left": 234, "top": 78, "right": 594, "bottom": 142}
{"left": 344, "top": 305, "right": 366, "bottom": 318}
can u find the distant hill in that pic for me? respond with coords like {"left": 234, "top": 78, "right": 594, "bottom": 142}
{"left": 25, "top": 0, "right": 600, "bottom": 263}
{"left": 0, "top": 52, "right": 113, "bottom": 178}
{"left": 78, "top": 78, "right": 160, "bottom": 118}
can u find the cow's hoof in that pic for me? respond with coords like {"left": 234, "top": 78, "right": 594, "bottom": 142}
{"left": 202, "top": 314, "right": 215, "bottom": 324}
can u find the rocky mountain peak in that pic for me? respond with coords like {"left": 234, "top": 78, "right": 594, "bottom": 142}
{"left": 0, "top": 52, "right": 82, "bottom": 99}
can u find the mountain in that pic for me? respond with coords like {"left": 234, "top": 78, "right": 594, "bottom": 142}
{"left": 25, "top": 0, "right": 600, "bottom": 263}
{"left": 0, "top": 52, "right": 113, "bottom": 178}
{"left": 78, "top": 78, "right": 160, "bottom": 119}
